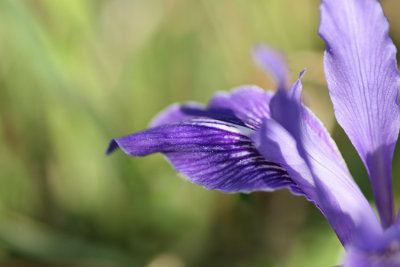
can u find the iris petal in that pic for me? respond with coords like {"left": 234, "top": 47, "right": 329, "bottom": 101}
{"left": 252, "top": 74, "right": 380, "bottom": 245}
{"left": 208, "top": 86, "right": 273, "bottom": 129}
{"left": 319, "top": 0, "right": 400, "bottom": 227}
{"left": 344, "top": 226, "right": 400, "bottom": 267}
{"left": 253, "top": 44, "right": 290, "bottom": 89}
{"left": 344, "top": 250, "right": 400, "bottom": 267}
{"left": 107, "top": 118, "right": 301, "bottom": 194}
{"left": 151, "top": 86, "right": 272, "bottom": 130}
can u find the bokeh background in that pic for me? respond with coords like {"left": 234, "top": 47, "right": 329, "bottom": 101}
{"left": 1, "top": 0, "right": 400, "bottom": 266}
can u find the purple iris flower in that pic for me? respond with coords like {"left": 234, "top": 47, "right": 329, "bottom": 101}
{"left": 107, "top": 0, "right": 400, "bottom": 265}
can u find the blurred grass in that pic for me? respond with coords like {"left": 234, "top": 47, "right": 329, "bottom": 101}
{"left": 0, "top": 0, "right": 399, "bottom": 266}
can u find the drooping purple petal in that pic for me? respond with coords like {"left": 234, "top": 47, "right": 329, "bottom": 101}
{"left": 107, "top": 118, "right": 302, "bottom": 194}
{"left": 319, "top": 0, "right": 400, "bottom": 227}
{"left": 253, "top": 45, "right": 290, "bottom": 89}
{"left": 252, "top": 74, "right": 380, "bottom": 245}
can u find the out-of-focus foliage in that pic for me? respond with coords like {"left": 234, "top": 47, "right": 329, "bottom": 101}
{"left": 0, "top": 0, "right": 399, "bottom": 266}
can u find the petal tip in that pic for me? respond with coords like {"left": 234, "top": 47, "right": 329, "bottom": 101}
{"left": 299, "top": 69, "right": 306, "bottom": 78}
{"left": 251, "top": 44, "right": 289, "bottom": 89}
{"left": 106, "top": 139, "right": 120, "bottom": 155}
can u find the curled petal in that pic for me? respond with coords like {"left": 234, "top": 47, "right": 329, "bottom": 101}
{"left": 252, "top": 74, "right": 380, "bottom": 245}
{"left": 319, "top": 0, "right": 400, "bottom": 227}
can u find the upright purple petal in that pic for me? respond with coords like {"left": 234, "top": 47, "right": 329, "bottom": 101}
{"left": 253, "top": 45, "right": 290, "bottom": 89}
{"left": 107, "top": 118, "right": 302, "bottom": 194}
{"left": 319, "top": 0, "right": 400, "bottom": 227}
{"left": 252, "top": 74, "right": 380, "bottom": 245}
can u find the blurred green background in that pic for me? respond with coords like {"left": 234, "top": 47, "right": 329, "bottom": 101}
{"left": 1, "top": 0, "right": 400, "bottom": 266}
